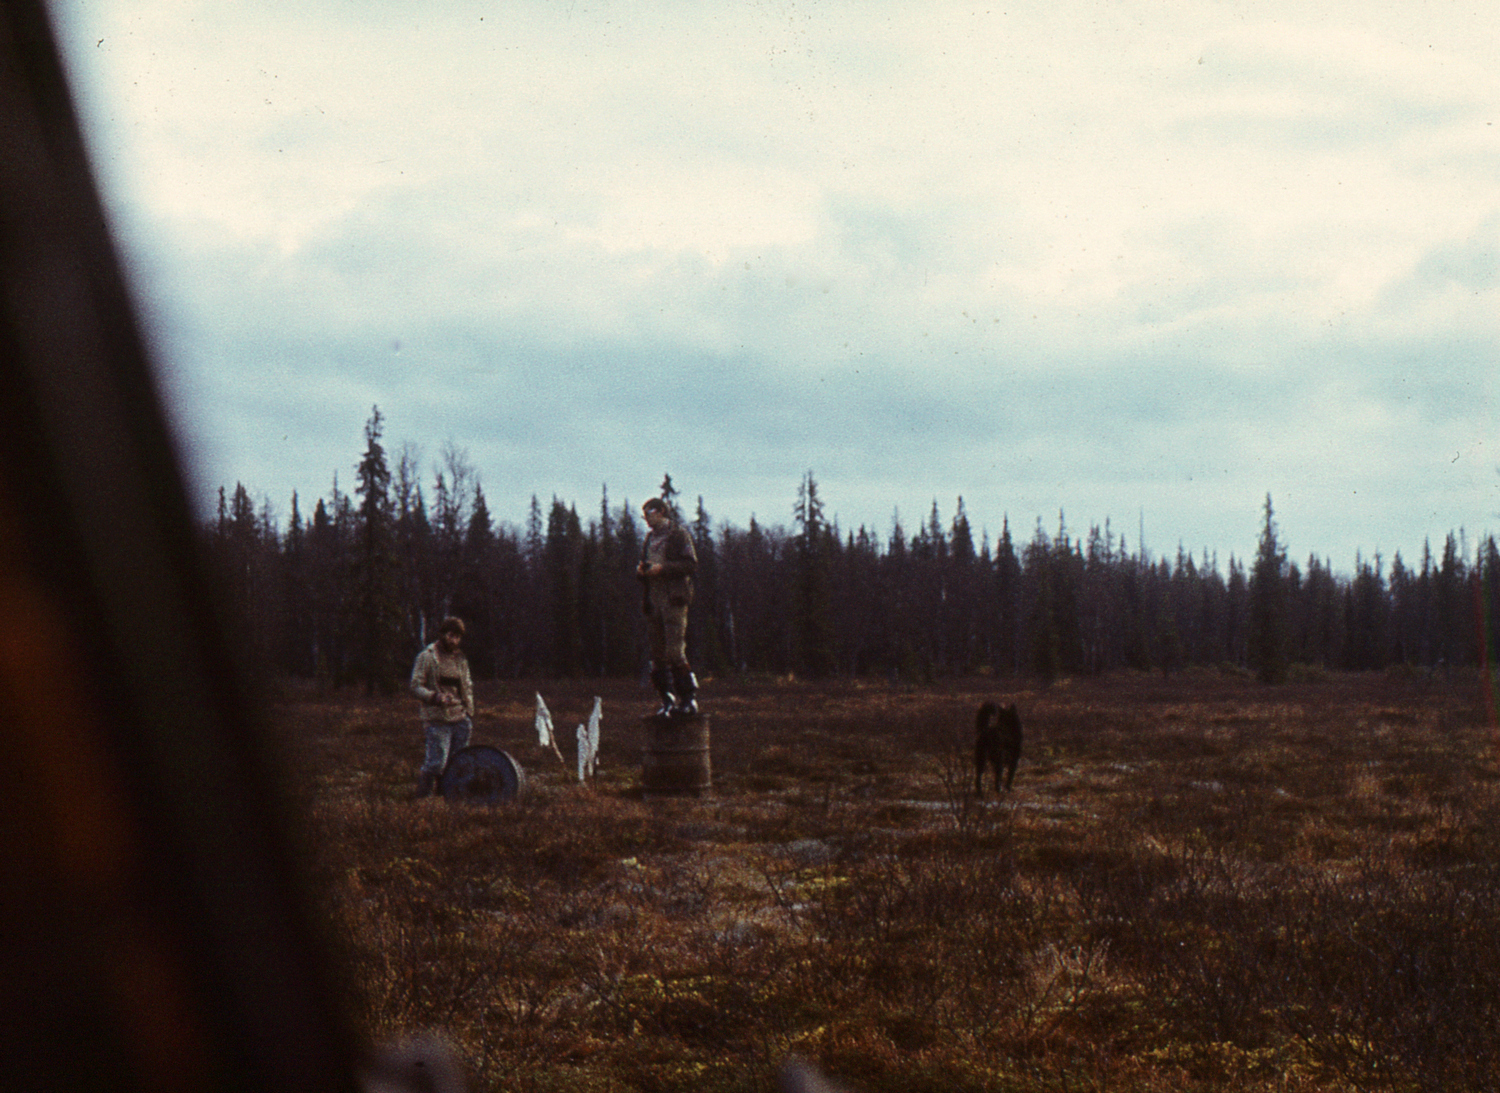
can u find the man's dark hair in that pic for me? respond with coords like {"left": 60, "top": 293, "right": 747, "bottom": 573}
{"left": 642, "top": 498, "right": 669, "bottom": 516}
{"left": 439, "top": 616, "right": 466, "bottom": 637}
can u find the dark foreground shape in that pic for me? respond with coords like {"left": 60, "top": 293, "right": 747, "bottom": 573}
{"left": 779, "top": 1057, "right": 853, "bottom": 1093}
{"left": 0, "top": 6, "right": 371, "bottom": 1087}
{"left": 440, "top": 746, "right": 527, "bottom": 804}
{"left": 642, "top": 713, "right": 712, "bottom": 798}
{"left": 363, "top": 1032, "right": 469, "bottom": 1093}
{"left": 975, "top": 700, "right": 1023, "bottom": 794}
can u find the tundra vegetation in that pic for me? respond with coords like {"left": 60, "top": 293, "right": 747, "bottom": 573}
{"left": 274, "top": 668, "right": 1500, "bottom": 1093}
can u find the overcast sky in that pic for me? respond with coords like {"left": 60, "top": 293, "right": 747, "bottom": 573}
{"left": 50, "top": 0, "right": 1500, "bottom": 572}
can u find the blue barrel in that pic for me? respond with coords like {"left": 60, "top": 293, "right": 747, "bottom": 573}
{"left": 439, "top": 746, "right": 526, "bottom": 804}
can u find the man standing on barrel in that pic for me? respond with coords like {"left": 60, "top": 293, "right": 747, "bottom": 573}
{"left": 409, "top": 616, "right": 474, "bottom": 797}
{"left": 637, "top": 496, "right": 699, "bottom": 717}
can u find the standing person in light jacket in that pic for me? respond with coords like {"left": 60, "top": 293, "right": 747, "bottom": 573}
{"left": 409, "top": 616, "right": 474, "bottom": 797}
{"left": 636, "top": 497, "right": 699, "bottom": 716}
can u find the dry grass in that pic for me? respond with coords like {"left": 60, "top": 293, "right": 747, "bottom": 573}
{"left": 269, "top": 669, "right": 1500, "bottom": 1093}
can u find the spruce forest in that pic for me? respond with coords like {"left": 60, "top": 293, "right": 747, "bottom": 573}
{"left": 209, "top": 409, "right": 1498, "bottom": 690}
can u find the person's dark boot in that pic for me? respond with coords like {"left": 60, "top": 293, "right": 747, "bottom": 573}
{"left": 650, "top": 665, "right": 676, "bottom": 717}
{"left": 415, "top": 770, "right": 438, "bottom": 799}
{"left": 670, "top": 666, "right": 699, "bottom": 717}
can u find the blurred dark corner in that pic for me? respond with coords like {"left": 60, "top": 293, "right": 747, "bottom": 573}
{"left": 0, "top": 4, "right": 367, "bottom": 1090}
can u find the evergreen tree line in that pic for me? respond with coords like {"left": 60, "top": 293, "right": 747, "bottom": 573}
{"left": 207, "top": 409, "right": 1500, "bottom": 691}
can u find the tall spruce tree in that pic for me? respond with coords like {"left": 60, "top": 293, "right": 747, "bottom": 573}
{"left": 947, "top": 499, "right": 979, "bottom": 671}
{"left": 611, "top": 495, "right": 644, "bottom": 675}
{"left": 279, "top": 491, "right": 312, "bottom": 676}
{"left": 1024, "top": 522, "right": 1061, "bottom": 683}
{"left": 658, "top": 473, "right": 682, "bottom": 522}
{"left": 393, "top": 443, "right": 432, "bottom": 650}
{"left": 307, "top": 495, "right": 337, "bottom": 682}
{"left": 353, "top": 407, "right": 402, "bottom": 693}
{"left": 1248, "top": 494, "right": 1290, "bottom": 683}
{"left": 792, "top": 472, "right": 836, "bottom": 677}
{"left": 690, "top": 497, "right": 728, "bottom": 672}
{"left": 544, "top": 498, "right": 585, "bottom": 676}
{"left": 993, "top": 516, "right": 1021, "bottom": 676}
{"left": 459, "top": 483, "right": 497, "bottom": 675}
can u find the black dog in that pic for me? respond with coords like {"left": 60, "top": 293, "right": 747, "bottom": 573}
{"left": 974, "top": 701, "right": 1022, "bottom": 794}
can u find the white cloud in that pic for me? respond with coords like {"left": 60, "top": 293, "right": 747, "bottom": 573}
{"left": 48, "top": 0, "right": 1500, "bottom": 569}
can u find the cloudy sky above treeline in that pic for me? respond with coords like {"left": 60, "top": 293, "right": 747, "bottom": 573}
{"left": 51, "top": 0, "right": 1500, "bottom": 571}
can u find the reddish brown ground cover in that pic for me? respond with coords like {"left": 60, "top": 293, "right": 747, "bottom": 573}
{"left": 270, "top": 668, "right": 1500, "bottom": 1093}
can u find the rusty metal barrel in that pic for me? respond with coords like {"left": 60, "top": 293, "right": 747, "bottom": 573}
{"left": 641, "top": 713, "right": 712, "bottom": 798}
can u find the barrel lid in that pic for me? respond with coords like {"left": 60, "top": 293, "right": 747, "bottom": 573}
{"left": 439, "top": 746, "right": 527, "bottom": 804}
